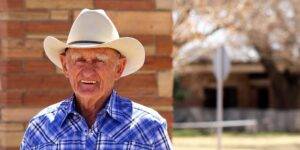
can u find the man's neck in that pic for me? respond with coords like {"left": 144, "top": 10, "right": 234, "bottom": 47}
{"left": 75, "top": 90, "right": 112, "bottom": 128}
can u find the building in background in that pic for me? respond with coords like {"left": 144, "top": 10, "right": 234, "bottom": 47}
{"left": 173, "top": 0, "right": 300, "bottom": 132}
{"left": 0, "top": 0, "right": 174, "bottom": 149}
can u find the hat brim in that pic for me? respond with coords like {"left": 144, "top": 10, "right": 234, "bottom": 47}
{"left": 44, "top": 36, "right": 145, "bottom": 77}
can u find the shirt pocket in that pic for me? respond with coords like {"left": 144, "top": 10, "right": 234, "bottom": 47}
{"left": 31, "top": 142, "right": 57, "bottom": 150}
{"left": 31, "top": 140, "right": 84, "bottom": 150}
{"left": 123, "top": 141, "right": 153, "bottom": 150}
{"left": 96, "top": 139, "right": 153, "bottom": 150}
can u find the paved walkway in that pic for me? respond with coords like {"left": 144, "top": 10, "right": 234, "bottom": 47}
{"left": 173, "top": 134, "right": 300, "bottom": 150}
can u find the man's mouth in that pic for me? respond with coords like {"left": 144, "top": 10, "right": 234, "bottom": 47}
{"left": 80, "top": 80, "right": 97, "bottom": 84}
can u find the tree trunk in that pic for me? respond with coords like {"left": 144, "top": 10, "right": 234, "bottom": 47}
{"left": 260, "top": 56, "right": 300, "bottom": 109}
{"left": 250, "top": 30, "right": 300, "bottom": 109}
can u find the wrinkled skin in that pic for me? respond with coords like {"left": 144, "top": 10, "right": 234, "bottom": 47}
{"left": 60, "top": 47, "right": 126, "bottom": 127}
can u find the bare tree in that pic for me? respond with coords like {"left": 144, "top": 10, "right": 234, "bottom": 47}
{"left": 173, "top": 0, "right": 300, "bottom": 108}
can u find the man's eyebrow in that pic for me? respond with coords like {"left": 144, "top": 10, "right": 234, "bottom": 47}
{"left": 70, "top": 52, "right": 82, "bottom": 60}
{"left": 96, "top": 54, "right": 109, "bottom": 60}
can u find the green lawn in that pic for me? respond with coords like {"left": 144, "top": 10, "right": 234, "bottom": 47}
{"left": 173, "top": 129, "right": 300, "bottom": 150}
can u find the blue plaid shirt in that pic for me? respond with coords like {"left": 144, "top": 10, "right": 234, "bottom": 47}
{"left": 20, "top": 90, "right": 173, "bottom": 150}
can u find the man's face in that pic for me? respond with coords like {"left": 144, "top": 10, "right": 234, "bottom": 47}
{"left": 60, "top": 47, "right": 126, "bottom": 100}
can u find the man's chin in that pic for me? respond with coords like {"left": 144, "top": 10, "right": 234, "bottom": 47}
{"left": 75, "top": 90, "right": 102, "bottom": 100}
{"left": 75, "top": 85, "right": 100, "bottom": 96}
{"left": 77, "top": 88, "right": 99, "bottom": 95}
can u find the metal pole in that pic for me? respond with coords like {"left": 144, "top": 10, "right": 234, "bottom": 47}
{"left": 217, "top": 48, "right": 224, "bottom": 150}
{"left": 217, "top": 78, "right": 223, "bottom": 150}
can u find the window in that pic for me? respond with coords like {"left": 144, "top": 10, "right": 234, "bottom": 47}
{"left": 257, "top": 87, "right": 269, "bottom": 109}
{"left": 204, "top": 87, "right": 238, "bottom": 108}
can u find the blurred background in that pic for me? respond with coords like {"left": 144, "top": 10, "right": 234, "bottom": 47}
{"left": 0, "top": 0, "right": 300, "bottom": 150}
{"left": 173, "top": 0, "right": 300, "bottom": 149}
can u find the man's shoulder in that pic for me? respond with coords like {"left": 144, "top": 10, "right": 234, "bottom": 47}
{"left": 113, "top": 96, "right": 169, "bottom": 145}
{"left": 132, "top": 101, "right": 166, "bottom": 124}
{"left": 118, "top": 96, "right": 166, "bottom": 125}
{"left": 30, "top": 99, "right": 69, "bottom": 123}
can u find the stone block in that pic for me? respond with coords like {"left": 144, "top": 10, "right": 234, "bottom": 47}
{"left": 1, "top": 107, "right": 42, "bottom": 122}
{"left": 155, "top": 0, "right": 174, "bottom": 10}
{"left": 50, "top": 10, "right": 69, "bottom": 20}
{"left": 144, "top": 45, "right": 156, "bottom": 56}
{"left": 158, "top": 70, "right": 174, "bottom": 97}
{"left": 0, "top": 131, "right": 24, "bottom": 148}
{"left": 0, "top": 12, "right": 49, "bottom": 21}
{"left": 26, "top": 0, "right": 93, "bottom": 9}
{"left": 0, "top": 123, "right": 24, "bottom": 132}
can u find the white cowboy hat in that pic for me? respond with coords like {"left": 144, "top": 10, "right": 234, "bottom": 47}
{"left": 44, "top": 9, "right": 145, "bottom": 77}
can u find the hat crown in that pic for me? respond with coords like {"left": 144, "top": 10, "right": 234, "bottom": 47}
{"left": 67, "top": 9, "right": 119, "bottom": 44}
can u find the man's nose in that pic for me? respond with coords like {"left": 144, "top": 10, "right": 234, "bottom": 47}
{"left": 81, "top": 62, "right": 96, "bottom": 77}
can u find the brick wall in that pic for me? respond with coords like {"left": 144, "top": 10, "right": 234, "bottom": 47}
{"left": 0, "top": 0, "right": 174, "bottom": 149}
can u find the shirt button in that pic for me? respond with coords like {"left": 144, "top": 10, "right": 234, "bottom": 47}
{"left": 89, "top": 130, "right": 93, "bottom": 135}
{"left": 85, "top": 130, "right": 92, "bottom": 136}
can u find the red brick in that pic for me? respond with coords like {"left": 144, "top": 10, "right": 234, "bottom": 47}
{"left": 116, "top": 73, "right": 157, "bottom": 88}
{"left": 25, "top": 21, "right": 71, "bottom": 34}
{"left": 0, "top": 0, "right": 24, "bottom": 11}
{"left": 23, "top": 59, "right": 55, "bottom": 73}
{"left": 0, "top": 91, "right": 23, "bottom": 106}
{"left": 115, "top": 73, "right": 158, "bottom": 96}
{"left": 7, "top": 21, "right": 25, "bottom": 37}
{"left": 158, "top": 110, "right": 173, "bottom": 127}
{"left": 132, "top": 97, "right": 173, "bottom": 107}
{"left": 142, "top": 56, "right": 172, "bottom": 70}
{"left": 95, "top": 0, "right": 155, "bottom": 10}
{"left": 0, "top": 0, "right": 7, "bottom": 11}
{"left": 0, "top": 60, "right": 23, "bottom": 73}
{"left": 122, "top": 35, "right": 155, "bottom": 46}
{"left": 0, "top": 21, "right": 6, "bottom": 37}
{"left": 117, "top": 87, "right": 158, "bottom": 97}
{"left": 156, "top": 35, "right": 173, "bottom": 56}
{"left": 23, "top": 90, "right": 71, "bottom": 107}
{"left": 24, "top": 39, "right": 43, "bottom": 51}
{"left": 0, "top": 21, "right": 25, "bottom": 38}
{"left": 0, "top": 147, "right": 19, "bottom": 150}
{"left": 0, "top": 50, "right": 43, "bottom": 59}
{"left": 1, "top": 74, "right": 70, "bottom": 90}
{"left": 1, "top": 38, "right": 25, "bottom": 50}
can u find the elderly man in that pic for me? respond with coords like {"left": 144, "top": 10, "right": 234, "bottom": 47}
{"left": 20, "top": 9, "right": 173, "bottom": 150}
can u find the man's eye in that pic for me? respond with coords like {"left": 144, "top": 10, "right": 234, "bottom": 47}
{"left": 75, "top": 58, "right": 85, "bottom": 63}
{"left": 94, "top": 58, "right": 105, "bottom": 63}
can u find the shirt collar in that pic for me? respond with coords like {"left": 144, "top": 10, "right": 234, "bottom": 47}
{"left": 58, "top": 90, "right": 127, "bottom": 127}
{"left": 102, "top": 90, "right": 127, "bottom": 123}
{"left": 58, "top": 94, "right": 77, "bottom": 127}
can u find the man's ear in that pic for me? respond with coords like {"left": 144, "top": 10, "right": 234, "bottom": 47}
{"left": 115, "top": 58, "right": 126, "bottom": 80}
{"left": 59, "top": 54, "right": 69, "bottom": 78}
